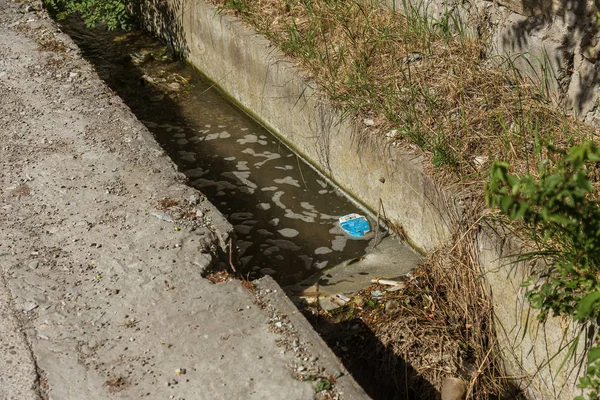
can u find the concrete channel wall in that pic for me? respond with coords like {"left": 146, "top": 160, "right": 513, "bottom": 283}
{"left": 139, "top": 1, "right": 587, "bottom": 398}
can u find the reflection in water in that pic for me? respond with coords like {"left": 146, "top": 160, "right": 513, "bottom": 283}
{"left": 63, "top": 20, "right": 373, "bottom": 284}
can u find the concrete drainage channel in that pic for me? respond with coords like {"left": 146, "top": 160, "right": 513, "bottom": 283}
{"left": 56, "top": 11, "right": 422, "bottom": 400}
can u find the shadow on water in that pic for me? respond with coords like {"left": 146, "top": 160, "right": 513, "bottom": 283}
{"left": 57, "top": 12, "right": 441, "bottom": 400}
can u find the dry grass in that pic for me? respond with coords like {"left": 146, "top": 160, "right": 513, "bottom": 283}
{"left": 211, "top": 0, "right": 595, "bottom": 176}
{"left": 306, "top": 210, "right": 515, "bottom": 399}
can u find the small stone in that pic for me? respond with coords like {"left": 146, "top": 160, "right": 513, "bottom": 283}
{"left": 23, "top": 302, "right": 38, "bottom": 312}
{"left": 149, "top": 93, "right": 165, "bottom": 102}
{"left": 176, "top": 368, "right": 186, "bottom": 375}
{"left": 188, "top": 194, "right": 200, "bottom": 205}
{"left": 473, "top": 156, "right": 488, "bottom": 168}
{"left": 441, "top": 377, "right": 467, "bottom": 400}
{"left": 363, "top": 118, "right": 375, "bottom": 126}
{"left": 28, "top": 260, "right": 39, "bottom": 270}
{"left": 385, "top": 299, "right": 400, "bottom": 313}
{"left": 167, "top": 82, "right": 181, "bottom": 91}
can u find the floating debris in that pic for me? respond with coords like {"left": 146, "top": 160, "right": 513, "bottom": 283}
{"left": 339, "top": 213, "right": 371, "bottom": 237}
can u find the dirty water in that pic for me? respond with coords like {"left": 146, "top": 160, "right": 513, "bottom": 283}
{"left": 60, "top": 20, "right": 421, "bottom": 287}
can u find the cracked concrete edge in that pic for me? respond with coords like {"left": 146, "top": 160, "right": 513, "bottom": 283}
{"left": 0, "top": 272, "right": 42, "bottom": 400}
{"left": 254, "top": 276, "right": 370, "bottom": 399}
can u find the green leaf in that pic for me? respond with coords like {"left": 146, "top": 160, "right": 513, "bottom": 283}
{"left": 315, "top": 379, "right": 332, "bottom": 392}
{"left": 577, "top": 292, "right": 600, "bottom": 321}
{"left": 589, "top": 347, "right": 600, "bottom": 364}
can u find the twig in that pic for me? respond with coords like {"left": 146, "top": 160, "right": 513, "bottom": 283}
{"left": 228, "top": 238, "right": 237, "bottom": 273}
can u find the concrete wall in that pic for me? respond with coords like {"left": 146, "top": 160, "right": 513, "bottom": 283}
{"left": 139, "top": 1, "right": 587, "bottom": 398}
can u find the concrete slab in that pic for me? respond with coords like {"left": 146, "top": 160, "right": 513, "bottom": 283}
{"left": 286, "top": 236, "right": 421, "bottom": 300}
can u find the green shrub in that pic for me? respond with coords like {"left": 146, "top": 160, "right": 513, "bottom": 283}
{"left": 43, "top": 0, "right": 137, "bottom": 30}
{"left": 486, "top": 141, "right": 600, "bottom": 400}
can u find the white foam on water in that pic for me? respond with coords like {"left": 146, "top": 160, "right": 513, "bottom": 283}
{"left": 272, "top": 191, "right": 286, "bottom": 209}
{"left": 269, "top": 218, "right": 280, "bottom": 226}
{"left": 191, "top": 178, "right": 237, "bottom": 191}
{"left": 257, "top": 229, "right": 274, "bottom": 236}
{"left": 316, "top": 179, "right": 327, "bottom": 188}
{"left": 285, "top": 209, "right": 314, "bottom": 223}
{"left": 300, "top": 202, "right": 316, "bottom": 211}
{"left": 241, "top": 148, "right": 281, "bottom": 167}
{"left": 221, "top": 171, "right": 257, "bottom": 189}
{"left": 205, "top": 131, "right": 231, "bottom": 141}
{"left": 236, "top": 161, "right": 249, "bottom": 171}
{"left": 315, "top": 247, "right": 332, "bottom": 255}
{"left": 224, "top": 156, "right": 236, "bottom": 161}
{"left": 315, "top": 261, "right": 329, "bottom": 269}
{"left": 185, "top": 168, "right": 208, "bottom": 178}
{"left": 267, "top": 239, "right": 301, "bottom": 251}
{"left": 331, "top": 235, "right": 347, "bottom": 252}
{"left": 237, "top": 134, "right": 258, "bottom": 145}
{"left": 264, "top": 246, "right": 279, "bottom": 256}
{"left": 329, "top": 224, "right": 344, "bottom": 235}
{"left": 261, "top": 186, "right": 278, "bottom": 191}
{"left": 230, "top": 212, "right": 254, "bottom": 220}
{"left": 176, "top": 139, "right": 188, "bottom": 145}
{"left": 234, "top": 224, "right": 253, "bottom": 235}
{"left": 256, "top": 203, "right": 271, "bottom": 211}
{"left": 318, "top": 190, "right": 328, "bottom": 194}
{"left": 238, "top": 186, "right": 255, "bottom": 194}
{"left": 178, "top": 151, "right": 196, "bottom": 163}
{"left": 141, "top": 120, "right": 158, "bottom": 128}
{"left": 278, "top": 228, "right": 299, "bottom": 238}
{"left": 274, "top": 176, "right": 300, "bottom": 187}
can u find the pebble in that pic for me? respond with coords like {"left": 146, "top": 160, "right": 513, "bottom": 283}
{"left": 385, "top": 299, "right": 400, "bottom": 313}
